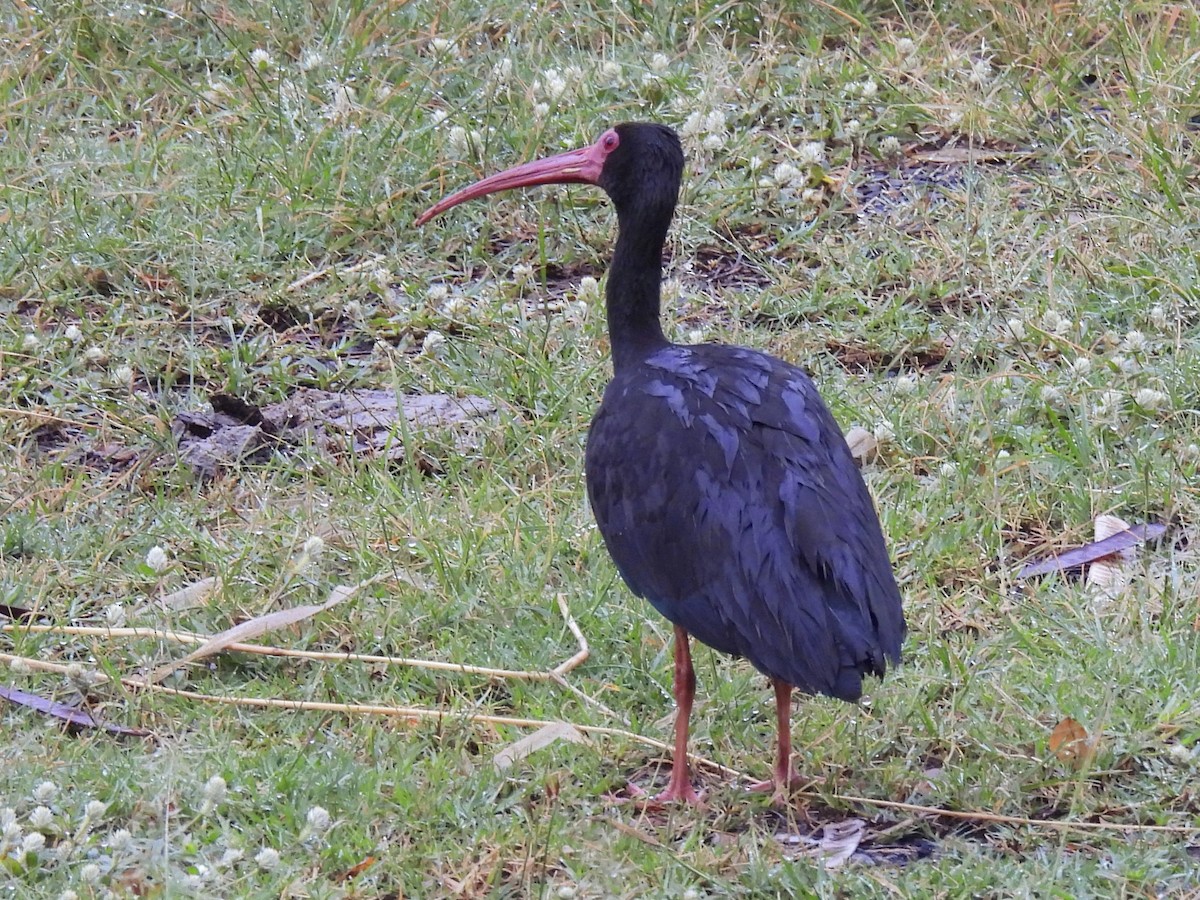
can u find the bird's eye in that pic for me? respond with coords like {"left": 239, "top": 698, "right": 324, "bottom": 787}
{"left": 602, "top": 131, "right": 619, "bottom": 151}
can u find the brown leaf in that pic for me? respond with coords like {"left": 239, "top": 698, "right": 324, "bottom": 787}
{"left": 334, "top": 855, "right": 377, "bottom": 883}
{"left": 139, "top": 576, "right": 378, "bottom": 685}
{"left": 1049, "top": 717, "right": 1097, "bottom": 768}
{"left": 0, "top": 685, "right": 150, "bottom": 738}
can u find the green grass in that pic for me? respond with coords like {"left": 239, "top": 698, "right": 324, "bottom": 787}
{"left": 3, "top": 0, "right": 1200, "bottom": 895}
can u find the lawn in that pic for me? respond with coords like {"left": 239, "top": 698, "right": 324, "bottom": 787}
{"left": 2, "top": 0, "right": 1200, "bottom": 896}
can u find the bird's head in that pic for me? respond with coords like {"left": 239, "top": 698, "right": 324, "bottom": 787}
{"left": 415, "top": 122, "right": 683, "bottom": 227}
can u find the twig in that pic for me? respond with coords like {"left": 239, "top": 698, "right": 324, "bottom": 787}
{"left": 285, "top": 255, "right": 385, "bottom": 292}
{"left": 5, "top": 647, "right": 1199, "bottom": 834}
{"left": 804, "top": 791, "right": 1200, "bottom": 835}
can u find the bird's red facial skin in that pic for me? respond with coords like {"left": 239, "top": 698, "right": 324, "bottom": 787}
{"left": 416, "top": 128, "right": 621, "bottom": 226}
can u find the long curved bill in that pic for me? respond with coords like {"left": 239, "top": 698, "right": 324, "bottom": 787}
{"left": 415, "top": 139, "right": 607, "bottom": 226}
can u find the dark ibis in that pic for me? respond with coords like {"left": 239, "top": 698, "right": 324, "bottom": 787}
{"left": 417, "top": 123, "right": 905, "bottom": 804}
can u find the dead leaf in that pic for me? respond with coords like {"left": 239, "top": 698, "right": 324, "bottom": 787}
{"left": 334, "top": 855, "right": 377, "bottom": 883}
{"left": 0, "top": 685, "right": 150, "bottom": 738}
{"left": 816, "top": 819, "right": 865, "bottom": 869}
{"left": 140, "top": 576, "right": 377, "bottom": 685}
{"left": 155, "top": 576, "right": 218, "bottom": 612}
{"left": 844, "top": 426, "right": 878, "bottom": 464}
{"left": 172, "top": 388, "right": 497, "bottom": 476}
{"left": 1016, "top": 522, "right": 1166, "bottom": 579}
{"left": 1049, "top": 717, "right": 1097, "bottom": 768}
{"left": 493, "top": 721, "right": 588, "bottom": 770}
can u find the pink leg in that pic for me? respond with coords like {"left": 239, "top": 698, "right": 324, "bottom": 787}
{"left": 750, "top": 679, "right": 800, "bottom": 804}
{"left": 653, "top": 625, "right": 703, "bottom": 805}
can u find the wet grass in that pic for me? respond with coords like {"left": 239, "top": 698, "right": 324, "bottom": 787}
{"left": 2, "top": 0, "right": 1200, "bottom": 896}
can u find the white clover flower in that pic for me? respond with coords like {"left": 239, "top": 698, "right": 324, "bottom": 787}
{"left": 892, "top": 373, "right": 918, "bottom": 395}
{"left": 107, "top": 828, "right": 133, "bottom": 852}
{"left": 22, "top": 333, "right": 40, "bottom": 351}
{"left": 537, "top": 68, "right": 568, "bottom": 101}
{"left": 661, "top": 278, "right": 683, "bottom": 303}
{"left": 879, "top": 136, "right": 902, "bottom": 157}
{"left": 250, "top": 48, "right": 274, "bottom": 72}
{"left": 858, "top": 79, "right": 878, "bottom": 99}
{"left": 430, "top": 109, "right": 449, "bottom": 126}
{"left": 874, "top": 422, "right": 896, "bottom": 444}
{"left": 844, "top": 118, "right": 862, "bottom": 137}
{"left": 556, "top": 886, "right": 577, "bottom": 899}
{"left": 421, "top": 331, "right": 448, "bottom": 357}
{"left": 747, "top": 155, "right": 764, "bottom": 172}
{"left": 442, "top": 296, "right": 471, "bottom": 318}
{"left": 1069, "top": 357, "right": 1092, "bottom": 376}
{"left": 145, "top": 546, "right": 169, "bottom": 573}
{"left": 104, "top": 603, "right": 126, "bottom": 628}
{"left": 1120, "top": 330, "right": 1147, "bottom": 353}
{"left": 80, "top": 863, "right": 102, "bottom": 882}
{"left": 1094, "top": 389, "right": 1125, "bottom": 419}
{"left": 895, "top": 37, "right": 916, "bottom": 57}
{"left": 3, "top": 820, "right": 22, "bottom": 845}
{"left": 771, "top": 162, "right": 803, "bottom": 187}
{"left": 649, "top": 53, "right": 670, "bottom": 74}
{"left": 84, "top": 346, "right": 107, "bottom": 363}
{"left": 200, "top": 775, "right": 227, "bottom": 813}
{"left": 29, "top": 806, "right": 54, "bottom": 831}
{"left": 797, "top": 141, "right": 826, "bottom": 166}
{"left": 32, "top": 782, "right": 58, "bottom": 804}
{"left": 1039, "top": 309, "right": 1068, "bottom": 335}
{"left": 1133, "top": 388, "right": 1168, "bottom": 410}
{"left": 1149, "top": 304, "right": 1169, "bottom": 330}
{"left": 426, "top": 283, "right": 449, "bottom": 304}
{"left": 112, "top": 364, "right": 133, "bottom": 385}
{"left": 322, "top": 82, "right": 358, "bottom": 123}
{"left": 10, "top": 657, "right": 32, "bottom": 674}
{"left": 429, "top": 37, "right": 456, "bottom": 57}
{"left": 969, "top": 58, "right": 992, "bottom": 85}
{"left": 65, "top": 324, "right": 83, "bottom": 343}
{"left": 255, "top": 847, "right": 281, "bottom": 870}
{"left": 532, "top": 102, "right": 550, "bottom": 119}
{"left": 687, "top": 329, "right": 706, "bottom": 344}
{"left": 512, "top": 263, "right": 534, "bottom": 283}
{"left": 299, "top": 49, "right": 325, "bottom": 72}
{"left": 448, "top": 125, "right": 469, "bottom": 154}
{"left": 22, "top": 832, "right": 45, "bottom": 855}
{"left": 302, "top": 535, "right": 325, "bottom": 559}
{"left": 219, "top": 848, "right": 244, "bottom": 867}
{"left": 576, "top": 276, "right": 600, "bottom": 304}
{"left": 1004, "top": 317, "right": 1026, "bottom": 341}
{"left": 59, "top": 891, "right": 79, "bottom": 900}
{"left": 1040, "top": 385, "right": 1066, "bottom": 409}
{"left": 0, "top": 808, "right": 15, "bottom": 829}
{"left": 83, "top": 800, "right": 107, "bottom": 822}
{"left": 1113, "top": 354, "right": 1141, "bottom": 374}
{"left": 600, "top": 60, "right": 622, "bottom": 84}
{"left": 305, "top": 806, "right": 332, "bottom": 833}
{"left": 800, "top": 188, "right": 822, "bottom": 206}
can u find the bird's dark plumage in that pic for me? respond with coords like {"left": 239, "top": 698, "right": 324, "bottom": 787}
{"left": 419, "top": 121, "right": 905, "bottom": 804}
{"left": 586, "top": 342, "right": 903, "bottom": 701}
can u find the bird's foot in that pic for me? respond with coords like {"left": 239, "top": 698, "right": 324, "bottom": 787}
{"left": 610, "top": 776, "right": 706, "bottom": 808}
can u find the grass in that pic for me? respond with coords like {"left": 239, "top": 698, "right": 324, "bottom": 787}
{"left": 3, "top": 0, "right": 1200, "bottom": 895}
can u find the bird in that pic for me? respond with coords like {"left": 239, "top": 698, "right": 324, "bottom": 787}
{"left": 417, "top": 122, "right": 905, "bottom": 805}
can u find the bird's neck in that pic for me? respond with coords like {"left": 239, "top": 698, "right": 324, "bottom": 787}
{"left": 605, "top": 216, "right": 670, "bottom": 372}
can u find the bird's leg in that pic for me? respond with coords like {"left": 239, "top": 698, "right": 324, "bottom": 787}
{"left": 749, "top": 679, "right": 802, "bottom": 804}
{"left": 653, "top": 624, "right": 703, "bottom": 805}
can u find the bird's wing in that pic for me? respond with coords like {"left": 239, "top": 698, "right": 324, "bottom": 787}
{"left": 585, "top": 346, "right": 903, "bottom": 699}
